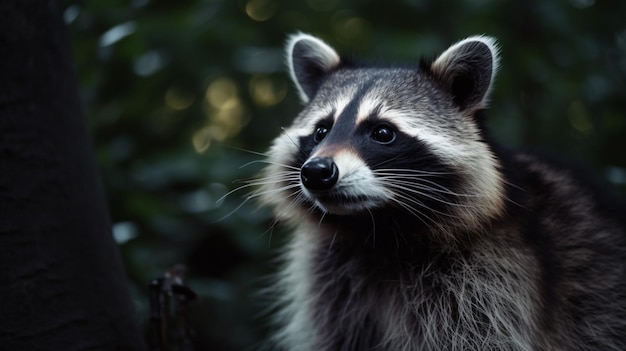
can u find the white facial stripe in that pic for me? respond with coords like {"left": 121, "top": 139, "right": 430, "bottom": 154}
{"left": 380, "top": 108, "right": 465, "bottom": 159}
{"left": 290, "top": 93, "right": 355, "bottom": 140}
{"left": 333, "top": 149, "right": 388, "bottom": 199}
{"left": 294, "top": 108, "right": 331, "bottom": 136}
{"left": 355, "top": 96, "right": 380, "bottom": 124}
{"left": 332, "top": 95, "right": 352, "bottom": 122}
{"left": 333, "top": 149, "right": 364, "bottom": 181}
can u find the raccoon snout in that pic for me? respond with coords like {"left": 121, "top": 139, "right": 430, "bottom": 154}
{"left": 301, "top": 157, "right": 339, "bottom": 191}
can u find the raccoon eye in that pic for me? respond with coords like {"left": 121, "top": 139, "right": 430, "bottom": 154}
{"left": 371, "top": 125, "right": 396, "bottom": 144}
{"left": 314, "top": 125, "right": 329, "bottom": 143}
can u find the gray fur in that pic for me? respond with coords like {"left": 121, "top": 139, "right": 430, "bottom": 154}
{"left": 256, "top": 33, "right": 626, "bottom": 350}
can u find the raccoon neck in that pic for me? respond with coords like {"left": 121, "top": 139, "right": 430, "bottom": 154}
{"left": 285, "top": 213, "right": 538, "bottom": 351}
{"left": 306, "top": 205, "right": 486, "bottom": 254}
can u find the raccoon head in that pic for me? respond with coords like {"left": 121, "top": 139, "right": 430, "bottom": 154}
{"left": 261, "top": 33, "right": 505, "bottom": 236}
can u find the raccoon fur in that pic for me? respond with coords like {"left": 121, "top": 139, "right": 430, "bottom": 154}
{"left": 256, "top": 33, "right": 626, "bottom": 350}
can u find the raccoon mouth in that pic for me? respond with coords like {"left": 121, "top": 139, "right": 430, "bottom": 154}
{"left": 307, "top": 192, "right": 380, "bottom": 215}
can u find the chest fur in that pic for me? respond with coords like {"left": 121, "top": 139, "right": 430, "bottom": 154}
{"left": 279, "top": 226, "right": 540, "bottom": 351}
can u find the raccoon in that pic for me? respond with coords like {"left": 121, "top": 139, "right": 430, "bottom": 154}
{"left": 256, "top": 33, "right": 626, "bottom": 350}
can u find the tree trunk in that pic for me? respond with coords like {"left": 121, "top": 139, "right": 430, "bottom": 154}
{"left": 0, "top": 1, "right": 145, "bottom": 350}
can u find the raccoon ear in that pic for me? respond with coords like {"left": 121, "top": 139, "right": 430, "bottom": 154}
{"left": 430, "top": 36, "right": 499, "bottom": 111}
{"left": 286, "top": 33, "right": 341, "bottom": 104}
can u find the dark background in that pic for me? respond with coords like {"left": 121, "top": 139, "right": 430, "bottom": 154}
{"left": 65, "top": 0, "right": 626, "bottom": 350}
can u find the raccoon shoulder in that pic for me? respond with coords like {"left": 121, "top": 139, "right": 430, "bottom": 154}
{"left": 501, "top": 148, "right": 626, "bottom": 225}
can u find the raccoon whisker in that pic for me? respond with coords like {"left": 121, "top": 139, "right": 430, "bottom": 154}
{"left": 243, "top": 180, "right": 298, "bottom": 189}
{"left": 249, "top": 183, "right": 302, "bottom": 201}
{"left": 374, "top": 173, "right": 473, "bottom": 196}
{"left": 237, "top": 159, "right": 269, "bottom": 170}
{"left": 389, "top": 175, "right": 457, "bottom": 192}
{"left": 386, "top": 182, "right": 476, "bottom": 210}
{"left": 293, "top": 192, "right": 311, "bottom": 210}
{"left": 302, "top": 200, "right": 323, "bottom": 222}
{"left": 240, "top": 159, "right": 301, "bottom": 171}
{"left": 382, "top": 168, "right": 477, "bottom": 178}
{"left": 219, "top": 144, "right": 270, "bottom": 157}
{"left": 498, "top": 179, "right": 528, "bottom": 209}
{"left": 363, "top": 208, "right": 377, "bottom": 247}
{"left": 380, "top": 177, "right": 485, "bottom": 199}
{"left": 258, "top": 216, "right": 283, "bottom": 246}
{"left": 375, "top": 168, "right": 460, "bottom": 176}
{"left": 237, "top": 177, "right": 297, "bottom": 189}
{"left": 218, "top": 184, "right": 301, "bottom": 222}
{"left": 371, "top": 153, "right": 435, "bottom": 171}
{"left": 386, "top": 182, "right": 449, "bottom": 204}
{"left": 376, "top": 168, "right": 456, "bottom": 175}
{"left": 389, "top": 218, "right": 410, "bottom": 249}
{"left": 213, "top": 195, "right": 255, "bottom": 223}
{"left": 215, "top": 174, "right": 299, "bottom": 205}
{"left": 216, "top": 184, "right": 253, "bottom": 206}
{"left": 285, "top": 199, "right": 305, "bottom": 220}
{"left": 387, "top": 192, "right": 439, "bottom": 224}
{"left": 272, "top": 191, "right": 308, "bottom": 221}
{"left": 251, "top": 186, "right": 302, "bottom": 202}
{"left": 318, "top": 210, "right": 327, "bottom": 228}
{"left": 502, "top": 178, "right": 525, "bottom": 192}
{"left": 388, "top": 196, "right": 441, "bottom": 233}
{"left": 326, "top": 231, "right": 339, "bottom": 256}
{"left": 391, "top": 190, "right": 461, "bottom": 221}
{"left": 374, "top": 172, "right": 475, "bottom": 196}
{"left": 391, "top": 222, "right": 401, "bottom": 250}
{"left": 281, "top": 127, "right": 311, "bottom": 160}
{"left": 243, "top": 170, "right": 300, "bottom": 183}
{"left": 244, "top": 175, "right": 300, "bottom": 187}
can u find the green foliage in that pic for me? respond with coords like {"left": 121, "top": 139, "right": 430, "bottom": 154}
{"left": 66, "top": 0, "right": 625, "bottom": 349}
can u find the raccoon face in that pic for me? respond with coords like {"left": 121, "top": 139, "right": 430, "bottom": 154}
{"left": 261, "top": 33, "right": 506, "bottom": 233}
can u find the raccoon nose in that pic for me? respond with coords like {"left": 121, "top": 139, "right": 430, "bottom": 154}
{"left": 301, "top": 157, "right": 339, "bottom": 191}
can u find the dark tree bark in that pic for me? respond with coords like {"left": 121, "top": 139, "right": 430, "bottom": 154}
{"left": 0, "top": 2, "right": 145, "bottom": 350}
